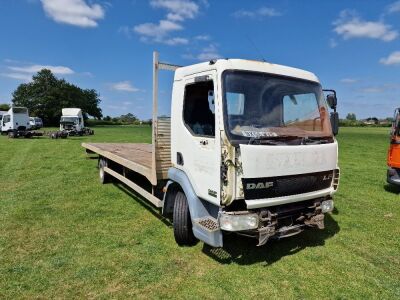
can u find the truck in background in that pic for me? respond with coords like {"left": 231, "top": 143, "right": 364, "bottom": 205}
{"left": 83, "top": 52, "right": 340, "bottom": 248}
{"left": 1, "top": 107, "right": 35, "bottom": 138}
{"left": 29, "top": 117, "right": 43, "bottom": 130}
{"left": 60, "top": 108, "right": 93, "bottom": 136}
{"left": 387, "top": 108, "right": 400, "bottom": 185}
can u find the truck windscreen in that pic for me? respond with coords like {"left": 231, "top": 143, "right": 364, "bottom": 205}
{"left": 12, "top": 108, "right": 28, "bottom": 114}
{"left": 61, "top": 117, "right": 78, "bottom": 123}
{"left": 222, "top": 70, "right": 333, "bottom": 143}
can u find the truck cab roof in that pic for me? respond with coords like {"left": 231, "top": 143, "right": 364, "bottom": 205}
{"left": 62, "top": 108, "right": 82, "bottom": 117}
{"left": 174, "top": 58, "right": 320, "bottom": 83}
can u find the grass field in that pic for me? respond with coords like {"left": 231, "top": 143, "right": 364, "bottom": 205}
{"left": 0, "top": 126, "right": 399, "bottom": 299}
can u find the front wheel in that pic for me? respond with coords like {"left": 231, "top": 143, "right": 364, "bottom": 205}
{"left": 173, "top": 191, "right": 197, "bottom": 246}
{"left": 8, "top": 131, "right": 16, "bottom": 138}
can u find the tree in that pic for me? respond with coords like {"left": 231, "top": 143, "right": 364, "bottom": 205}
{"left": 0, "top": 103, "right": 10, "bottom": 111}
{"left": 119, "top": 113, "right": 138, "bottom": 123}
{"left": 346, "top": 113, "right": 357, "bottom": 121}
{"left": 12, "top": 69, "right": 102, "bottom": 125}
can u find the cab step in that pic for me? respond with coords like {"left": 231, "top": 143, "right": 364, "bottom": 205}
{"left": 194, "top": 217, "right": 219, "bottom": 232}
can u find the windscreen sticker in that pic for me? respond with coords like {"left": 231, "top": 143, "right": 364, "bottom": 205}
{"left": 241, "top": 131, "right": 278, "bottom": 138}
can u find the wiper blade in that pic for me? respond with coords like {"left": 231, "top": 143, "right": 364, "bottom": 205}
{"left": 301, "top": 137, "right": 332, "bottom": 145}
{"left": 248, "top": 136, "right": 297, "bottom": 145}
{"left": 248, "top": 139, "right": 280, "bottom": 145}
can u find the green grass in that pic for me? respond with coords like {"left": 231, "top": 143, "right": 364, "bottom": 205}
{"left": 0, "top": 126, "right": 399, "bottom": 299}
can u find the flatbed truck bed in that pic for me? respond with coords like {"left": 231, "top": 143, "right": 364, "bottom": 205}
{"left": 82, "top": 117, "right": 172, "bottom": 209}
{"left": 82, "top": 143, "right": 153, "bottom": 180}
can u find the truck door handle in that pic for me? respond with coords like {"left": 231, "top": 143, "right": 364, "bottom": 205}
{"left": 200, "top": 140, "right": 208, "bottom": 145}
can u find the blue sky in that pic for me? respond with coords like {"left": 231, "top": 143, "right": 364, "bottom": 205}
{"left": 1, "top": 0, "right": 400, "bottom": 119}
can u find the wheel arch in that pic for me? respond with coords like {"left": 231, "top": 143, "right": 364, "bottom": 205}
{"left": 165, "top": 167, "right": 223, "bottom": 247}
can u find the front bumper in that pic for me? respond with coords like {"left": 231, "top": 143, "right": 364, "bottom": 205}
{"left": 219, "top": 198, "right": 333, "bottom": 246}
{"left": 387, "top": 167, "right": 400, "bottom": 186}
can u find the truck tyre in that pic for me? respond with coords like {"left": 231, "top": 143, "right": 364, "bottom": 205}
{"left": 99, "top": 158, "right": 110, "bottom": 184}
{"left": 8, "top": 131, "right": 16, "bottom": 138}
{"left": 173, "top": 191, "right": 197, "bottom": 246}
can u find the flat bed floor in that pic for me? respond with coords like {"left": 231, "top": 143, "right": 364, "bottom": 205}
{"left": 82, "top": 143, "right": 153, "bottom": 180}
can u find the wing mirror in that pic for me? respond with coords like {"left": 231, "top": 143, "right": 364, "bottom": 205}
{"left": 323, "top": 89, "right": 337, "bottom": 109}
{"left": 326, "top": 94, "right": 337, "bottom": 109}
{"left": 323, "top": 89, "right": 339, "bottom": 136}
{"left": 330, "top": 112, "right": 339, "bottom": 136}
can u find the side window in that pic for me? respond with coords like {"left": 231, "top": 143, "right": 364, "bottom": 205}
{"left": 226, "top": 92, "right": 245, "bottom": 115}
{"left": 183, "top": 80, "right": 215, "bottom": 137}
{"left": 3, "top": 115, "right": 10, "bottom": 123}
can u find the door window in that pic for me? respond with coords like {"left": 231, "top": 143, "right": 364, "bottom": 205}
{"left": 183, "top": 80, "right": 215, "bottom": 137}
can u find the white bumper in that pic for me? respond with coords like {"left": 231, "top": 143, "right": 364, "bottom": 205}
{"left": 245, "top": 187, "right": 336, "bottom": 209}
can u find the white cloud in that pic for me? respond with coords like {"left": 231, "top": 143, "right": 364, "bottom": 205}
{"left": 233, "top": 7, "right": 282, "bottom": 18}
{"left": 358, "top": 83, "right": 400, "bottom": 94}
{"left": 359, "top": 87, "right": 384, "bottom": 93}
{"left": 197, "top": 44, "right": 221, "bottom": 61}
{"left": 8, "top": 65, "right": 74, "bottom": 75}
{"left": 329, "top": 38, "right": 338, "bottom": 48}
{"left": 0, "top": 73, "right": 32, "bottom": 82}
{"left": 341, "top": 78, "right": 359, "bottom": 83}
{"left": 40, "top": 0, "right": 105, "bottom": 28}
{"left": 194, "top": 35, "right": 210, "bottom": 41}
{"left": 333, "top": 10, "right": 398, "bottom": 42}
{"left": 134, "top": 19, "right": 182, "bottom": 41}
{"left": 1, "top": 62, "right": 75, "bottom": 81}
{"left": 163, "top": 37, "right": 189, "bottom": 45}
{"left": 150, "top": 0, "right": 199, "bottom": 21}
{"left": 109, "top": 81, "right": 139, "bottom": 92}
{"left": 133, "top": 0, "right": 205, "bottom": 46}
{"left": 388, "top": 1, "right": 400, "bottom": 13}
{"left": 380, "top": 51, "right": 400, "bottom": 65}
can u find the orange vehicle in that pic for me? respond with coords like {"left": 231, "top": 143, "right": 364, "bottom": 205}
{"left": 387, "top": 108, "right": 400, "bottom": 185}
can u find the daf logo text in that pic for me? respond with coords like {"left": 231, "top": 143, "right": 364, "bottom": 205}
{"left": 246, "top": 182, "right": 274, "bottom": 190}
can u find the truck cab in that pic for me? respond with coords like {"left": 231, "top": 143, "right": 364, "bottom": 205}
{"left": 1, "top": 107, "right": 31, "bottom": 137}
{"left": 29, "top": 117, "right": 43, "bottom": 129}
{"left": 60, "top": 108, "right": 84, "bottom": 134}
{"left": 168, "top": 59, "right": 340, "bottom": 246}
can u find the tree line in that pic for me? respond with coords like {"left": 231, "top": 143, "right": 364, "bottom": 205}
{"left": 4, "top": 69, "right": 102, "bottom": 126}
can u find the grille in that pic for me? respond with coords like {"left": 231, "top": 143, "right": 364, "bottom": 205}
{"left": 242, "top": 170, "right": 334, "bottom": 200}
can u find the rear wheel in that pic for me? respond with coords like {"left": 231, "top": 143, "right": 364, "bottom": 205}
{"left": 98, "top": 158, "right": 110, "bottom": 184}
{"left": 173, "top": 191, "right": 197, "bottom": 246}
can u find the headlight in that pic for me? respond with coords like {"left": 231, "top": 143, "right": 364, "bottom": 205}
{"left": 321, "top": 200, "right": 334, "bottom": 213}
{"left": 219, "top": 213, "right": 259, "bottom": 231}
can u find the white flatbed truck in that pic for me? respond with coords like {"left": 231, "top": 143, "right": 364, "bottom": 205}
{"left": 83, "top": 52, "right": 340, "bottom": 247}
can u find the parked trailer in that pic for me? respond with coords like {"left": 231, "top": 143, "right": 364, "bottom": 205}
{"left": 83, "top": 52, "right": 340, "bottom": 247}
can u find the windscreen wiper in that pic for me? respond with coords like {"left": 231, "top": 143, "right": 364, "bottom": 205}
{"left": 301, "top": 136, "right": 332, "bottom": 145}
{"left": 248, "top": 135, "right": 300, "bottom": 145}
